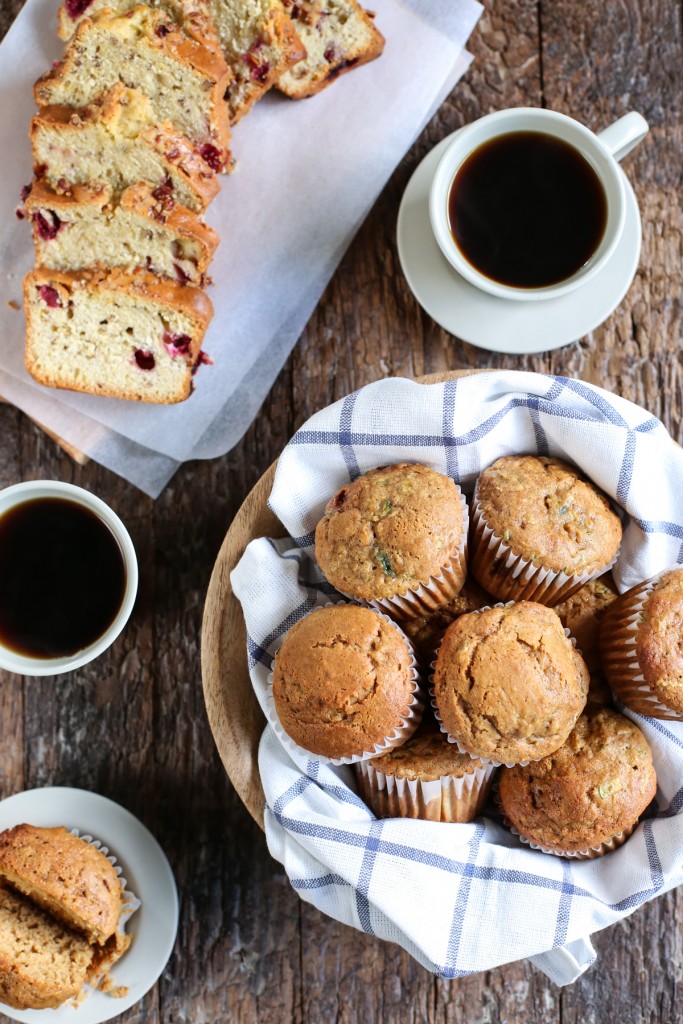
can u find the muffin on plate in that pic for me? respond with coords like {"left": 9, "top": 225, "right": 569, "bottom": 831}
{"left": 0, "top": 824, "right": 137, "bottom": 1009}
{"left": 401, "top": 576, "right": 493, "bottom": 667}
{"left": 432, "top": 601, "right": 589, "bottom": 766}
{"left": 355, "top": 715, "right": 495, "bottom": 823}
{"left": 600, "top": 566, "right": 683, "bottom": 719}
{"left": 315, "top": 463, "right": 468, "bottom": 619}
{"left": 470, "top": 455, "right": 622, "bottom": 606}
{"left": 270, "top": 603, "right": 422, "bottom": 764}
{"left": 554, "top": 573, "right": 618, "bottom": 707}
{"left": 498, "top": 708, "right": 656, "bottom": 858}
{"left": 0, "top": 824, "right": 123, "bottom": 945}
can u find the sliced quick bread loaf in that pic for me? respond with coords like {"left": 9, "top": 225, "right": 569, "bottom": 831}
{"left": 208, "top": 0, "right": 305, "bottom": 122}
{"left": 58, "top": 0, "right": 221, "bottom": 51}
{"left": 36, "top": 6, "right": 231, "bottom": 171}
{"left": 277, "top": 0, "right": 383, "bottom": 98}
{"left": 0, "top": 826, "right": 123, "bottom": 947}
{"left": 24, "top": 266, "right": 214, "bottom": 404}
{"left": 0, "top": 886, "right": 93, "bottom": 1010}
{"left": 25, "top": 179, "right": 219, "bottom": 285}
{"left": 30, "top": 84, "right": 220, "bottom": 212}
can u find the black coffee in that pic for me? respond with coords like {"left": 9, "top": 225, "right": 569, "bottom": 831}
{"left": 0, "top": 497, "right": 126, "bottom": 659}
{"left": 448, "top": 131, "right": 608, "bottom": 289}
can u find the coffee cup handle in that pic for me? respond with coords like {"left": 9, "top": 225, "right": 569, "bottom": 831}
{"left": 597, "top": 112, "right": 649, "bottom": 162}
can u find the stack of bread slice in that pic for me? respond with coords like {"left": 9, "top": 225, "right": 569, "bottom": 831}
{"left": 22, "top": 0, "right": 384, "bottom": 404}
{"left": 0, "top": 825, "right": 134, "bottom": 1010}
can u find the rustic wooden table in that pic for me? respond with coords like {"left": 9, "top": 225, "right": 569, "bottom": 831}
{"left": 1, "top": 0, "right": 681, "bottom": 1020}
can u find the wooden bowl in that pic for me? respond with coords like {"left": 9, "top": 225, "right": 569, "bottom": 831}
{"left": 201, "top": 370, "right": 478, "bottom": 829}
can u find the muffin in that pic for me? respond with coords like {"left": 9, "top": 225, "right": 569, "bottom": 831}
{"left": 271, "top": 604, "right": 422, "bottom": 763}
{"left": 401, "top": 577, "right": 493, "bottom": 666}
{"left": 554, "top": 573, "right": 618, "bottom": 707}
{"left": 498, "top": 708, "right": 657, "bottom": 858}
{"left": 0, "top": 824, "right": 123, "bottom": 946}
{"left": 0, "top": 885, "right": 94, "bottom": 1010}
{"left": 355, "top": 716, "right": 495, "bottom": 822}
{"left": 315, "top": 463, "right": 468, "bottom": 618}
{"left": 600, "top": 567, "right": 683, "bottom": 719}
{"left": 432, "top": 601, "right": 589, "bottom": 766}
{"left": 470, "top": 455, "right": 622, "bottom": 606}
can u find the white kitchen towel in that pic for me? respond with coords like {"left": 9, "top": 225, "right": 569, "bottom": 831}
{"left": 231, "top": 371, "right": 683, "bottom": 984}
{"left": 0, "top": 0, "right": 480, "bottom": 496}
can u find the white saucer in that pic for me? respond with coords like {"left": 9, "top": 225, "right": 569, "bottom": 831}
{"left": 0, "top": 788, "right": 178, "bottom": 1024}
{"left": 396, "top": 131, "right": 642, "bottom": 354}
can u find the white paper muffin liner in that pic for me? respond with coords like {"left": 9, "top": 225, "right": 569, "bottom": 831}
{"left": 355, "top": 758, "right": 496, "bottom": 823}
{"left": 429, "top": 606, "right": 585, "bottom": 768}
{"left": 469, "top": 481, "right": 620, "bottom": 608}
{"left": 600, "top": 567, "right": 683, "bottom": 721}
{"left": 69, "top": 828, "right": 141, "bottom": 992}
{"left": 337, "top": 489, "right": 469, "bottom": 621}
{"left": 266, "top": 602, "right": 424, "bottom": 766}
{"left": 493, "top": 787, "right": 637, "bottom": 860}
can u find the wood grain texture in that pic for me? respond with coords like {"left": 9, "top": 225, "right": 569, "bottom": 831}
{"left": 0, "top": 0, "right": 681, "bottom": 1019}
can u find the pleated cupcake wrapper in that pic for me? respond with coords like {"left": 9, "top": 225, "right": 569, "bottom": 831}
{"left": 469, "top": 484, "right": 619, "bottom": 608}
{"left": 429, "top": 610, "right": 582, "bottom": 768}
{"left": 492, "top": 787, "right": 636, "bottom": 860}
{"left": 600, "top": 569, "right": 683, "bottom": 721}
{"left": 266, "top": 602, "right": 423, "bottom": 766}
{"left": 338, "top": 489, "right": 469, "bottom": 621}
{"left": 355, "top": 759, "right": 496, "bottom": 823}
{"left": 69, "top": 828, "right": 141, "bottom": 942}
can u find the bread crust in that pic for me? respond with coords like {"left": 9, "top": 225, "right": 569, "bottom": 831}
{"left": 30, "top": 84, "right": 220, "bottom": 211}
{"left": 35, "top": 6, "right": 232, "bottom": 170}
{"left": 57, "top": 0, "right": 222, "bottom": 51}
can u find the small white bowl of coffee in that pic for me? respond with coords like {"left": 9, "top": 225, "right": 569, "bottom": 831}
{"left": 429, "top": 107, "right": 648, "bottom": 301}
{"left": 0, "top": 480, "right": 138, "bottom": 676}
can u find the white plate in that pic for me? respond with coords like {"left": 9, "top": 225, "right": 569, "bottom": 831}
{"left": 396, "top": 131, "right": 642, "bottom": 354}
{"left": 0, "top": 788, "right": 178, "bottom": 1024}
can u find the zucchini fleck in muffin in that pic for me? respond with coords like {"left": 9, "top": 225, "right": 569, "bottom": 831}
{"left": 600, "top": 567, "right": 683, "bottom": 719}
{"left": 432, "top": 602, "right": 589, "bottom": 766}
{"left": 315, "top": 463, "right": 467, "bottom": 618}
{"left": 271, "top": 604, "right": 422, "bottom": 763}
{"left": 498, "top": 708, "right": 656, "bottom": 858}
{"left": 355, "top": 716, "right": 495, "bottom": 822}
{"left": 470, "top": 455, "right": 622, "bottom": 606}
{"left": 554, "top": 573, "right": 618, "bottom": 707}
{"left": 400, "top": 576, "right": 493, "bottom": 666}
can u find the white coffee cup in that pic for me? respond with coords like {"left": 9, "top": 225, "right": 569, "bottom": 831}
{"left": 429, "top": 107, "right": 649, "bottom": 301}
{"left": 0, "top": 480, "right": 138, "bottom": 676}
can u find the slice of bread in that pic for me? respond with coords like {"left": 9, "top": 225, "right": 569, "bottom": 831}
{"left": 277, "top": 0, "right": 384, "bottom": 98}
{"left": 58, "top": 0, "right": 221, "bottom": 51}
{"left": 24, "top": 266, "right": 214, "bottom": 404}
{"left": 208, "top": 0, "right": 306, "bottom": 122}
{"left": 30, "top": 84, "right": 220, "bottom": 212}
{"left": 0, "top": 826, "right": 123, "bottom": 946}
{"left": 0, "top": 886, "right": 93, "bottom": 1010}
{"left": 25, "top": 179, "right": 219, "bottom": 285}
{"left": 36, "top": 6, "right": 231, "bottom": 171}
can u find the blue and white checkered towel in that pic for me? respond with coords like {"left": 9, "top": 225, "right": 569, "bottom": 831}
{"left": 231, "top": 371, "right": 683, "bottom": 985}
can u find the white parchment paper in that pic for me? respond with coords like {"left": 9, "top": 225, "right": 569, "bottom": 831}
{"left": 0, "top": 0, "right": 482, "bottom": 495}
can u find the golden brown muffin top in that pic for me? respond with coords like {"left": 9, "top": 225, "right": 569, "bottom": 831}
{"left": 636, "top": 568, "right": 683, "bottom": 713}
{"left": 0, "top": 824, "right": 123, "bottom": 945}
{"left": 475, "top": 455, "right": 622, "bottom": 575}
{"left": 433, "top": 602, "right": 589, "bottom": 764}
{"left": 272, "top": 604, "right": 417, "bottom": 759}
{"left": 367, "top": 717, "right": 485, "bottom": 781}
{"left": 554, "top": 573, "right": 618, "bottom": 675}
{"left": 401, "top": 577, "right": 493, "bottom": 661}
{"left": 315, "top": 463, "right": 466, "bottom": 600}
{"left": 498, "top": 709, "right": 656, "bottom": 853}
